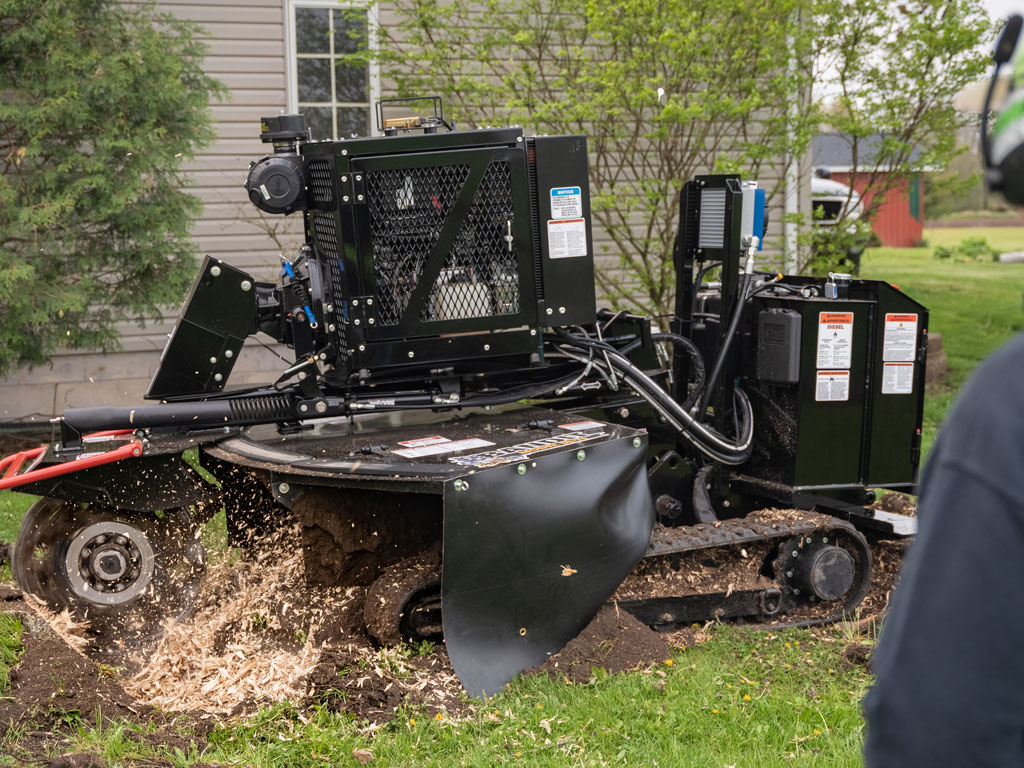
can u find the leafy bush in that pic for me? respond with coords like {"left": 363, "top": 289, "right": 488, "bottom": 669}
{"left": 932, "top": 236, "right": 1000, "bottom": 262}
{"left": 0, "top": 0, "right": 224, "bottom": 375}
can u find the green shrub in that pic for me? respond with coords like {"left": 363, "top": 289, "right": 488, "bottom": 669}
{"left": 932, "top": 236, "right": 1000, "bottom": 262}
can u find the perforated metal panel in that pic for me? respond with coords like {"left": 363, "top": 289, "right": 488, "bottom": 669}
{"left": 307, "top": 158, "right": 335, "bottom": 204}
{"left": 421, "top": 161, "right": 518, "bottom": 322}
{"left": 312, "top": 210, "right": 348, "bottom": 357}
{"left": 366, "top": 164, "right": 471, "bottom": 326}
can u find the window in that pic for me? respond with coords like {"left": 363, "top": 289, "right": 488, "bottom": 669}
{"left": 287, "top": 1, "right": 376, "bottom": 140}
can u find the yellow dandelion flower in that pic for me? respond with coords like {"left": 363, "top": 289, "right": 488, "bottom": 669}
{"left": 813, "top": 728, "right": 822, "bottom": 735}
{"left": 435, "top": 712, "right": 444, "bottom": 721}
{"left": 743, "top": 694, "right": 751, "bottom": 702}
{"left": 794, "top": 641, "right": 800, "bottom": 647}
{"left": 536, "top": 704, "right": 544, "bottom": 710}
{"left": 784, "top": 663, "right": 792, "bottom": 669}
{"left": 516, "top": 752, "right": 522, "bottom": 758}
{"left": 712, "top": 708, "right": 719, "bottom": 714}
{"left": 784, "top": 642, "right": 791, "bottom": 648}
{"left": 665, "top": 659, "right": 674, "bottom": 666}
{"left": 409, "top": 718, "right": 417, "bottom": 726}
{"left": 828, "top": 668, "right": 835, "bottom": 674}
{"left": 727, "top": 683, "right": 733, "bottom": 689}
{"left": 690, "top": 663, "right": 697, "bottom": 670}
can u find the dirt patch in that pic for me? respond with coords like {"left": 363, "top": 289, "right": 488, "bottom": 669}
{"left": 841, "top": 642, "right": 872, "bottom": 670}
{"left": 0, "top": 430, "right": 50, "bottom": 455}
{"left": 305, "top": 642, "right": 464, "bottom": 723}
{"left": 527, "top": 606, "right": 671, "bottom": 684}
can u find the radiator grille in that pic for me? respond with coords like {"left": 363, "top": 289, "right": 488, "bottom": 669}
{"left": 698, "top": 188, "right": 726, "bottom": 249}
{"left": 307, "top": 158, "right": 335, "bottom": 204}
{"left": 422, "top": 161, "right": 518, "bottom": 322}
{"left": 367, "top": 164, "right": 471, "bottom": 326}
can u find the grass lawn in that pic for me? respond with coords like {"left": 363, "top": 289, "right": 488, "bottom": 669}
{"left": 922, "top": 225, "right": 1024, "bottom": 251}
{"left": 0, "top": 229, "right": 1020, "bottom": 766}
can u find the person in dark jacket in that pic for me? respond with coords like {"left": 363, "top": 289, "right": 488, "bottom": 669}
{"left": 863, "top": 330, "right": 1024, "bottom": 766}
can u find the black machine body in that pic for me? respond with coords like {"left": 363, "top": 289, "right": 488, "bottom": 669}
{"left": 4, "top": 103, "right": 927, "bottom": 698}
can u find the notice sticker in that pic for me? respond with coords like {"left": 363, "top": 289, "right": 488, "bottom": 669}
{"left": 392, "top": 438, "right": 495, "bottom": 459}
{"left": 882, "top": 362, "right": 915, "bottom": 394}
{"left": 815, "top": 370, "right": 850, "bottom": 402}
{"left": 397, "top": 435, "right": 450, "bottom": 448}
{"left": 559, "top": 421, "right": 605, "bottom": 431}
{"left": 550, "top": 186, "right": 583, "bottom": 219}
{"left": 547, "top": 219, "right": 588, "bottom": 259}
{"left": 883, "top": 313, "right": 918, "bottom": 362}
{"left": 817, "top": 312, "right": 854, "bottom": 369}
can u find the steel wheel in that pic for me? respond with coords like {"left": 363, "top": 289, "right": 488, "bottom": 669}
{"left": 12, "top": 497, "right": 205, "bottom": 650}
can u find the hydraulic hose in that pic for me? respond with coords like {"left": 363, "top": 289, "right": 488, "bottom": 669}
{"left": 619, "top": 332, "right": 706, "bottom": 411}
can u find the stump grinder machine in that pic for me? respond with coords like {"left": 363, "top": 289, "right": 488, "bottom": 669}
{"left": 0, "top": 102, "right": 926, "bottom": 696}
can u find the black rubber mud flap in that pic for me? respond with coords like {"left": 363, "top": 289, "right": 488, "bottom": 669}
{"left": 441, "top": 433, "right": 654, "bottom": 697}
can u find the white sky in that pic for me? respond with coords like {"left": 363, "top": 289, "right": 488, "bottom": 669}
{"left": 984, "top": 0, "right": 1020, "bottom": 24}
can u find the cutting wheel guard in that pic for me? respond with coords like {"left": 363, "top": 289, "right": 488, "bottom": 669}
{"left": 441, "top": 432, "right": 654, "bottom": 697}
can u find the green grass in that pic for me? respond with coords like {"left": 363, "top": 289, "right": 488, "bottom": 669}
{"left": 52, "top": 626, "right": 870, "bottom": 768}
{"left": 922, "top": 225, "right": 1024, "bottom": 251}
{"left": 0, "top": 613, "right": 22, "bottom": 694}
{"left": 860, "top": 242, "right": 1024, "bottom": 456}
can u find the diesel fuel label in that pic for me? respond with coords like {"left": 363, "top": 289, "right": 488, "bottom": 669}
{"left": 817, "top": 312, "right": 854, "bottom": 369}
{"left": 550, "top": 186, "right": 582, "bottom": 219}
{"left": 883, "top": 313, "right": 918, "bottom": 362}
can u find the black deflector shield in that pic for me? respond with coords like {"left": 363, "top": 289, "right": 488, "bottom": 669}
{"left": 441, "top": 433, "right": 654, "bottom": 697}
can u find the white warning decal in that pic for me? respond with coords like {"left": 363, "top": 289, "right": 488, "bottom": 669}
{"left": 449, "top": 430, "right": 607, "bottom": 469}
{"left": 550, "top": 186, "right": 582, "bottom": 219}
{"left": 817, "top": 312, "right": 854, "bottom": 369}
{"left": 547, "top": 219, "right": 587, "bottom": 259}
{"left": 881, "top": 362, "right": 915, "bottom": 394}
{"left": 883, "top": 313, "right": 918, "bottom": 362}
{"left": 559, "top": 421, "right": 605, "bottom": 431}
{"left": 397, "top": 435, "right": 450, "bottom": 448}
{"left": 815, "top": 370, "right": 850, "bottom": 402}
{"left": 392, "top": 438, "right": 494, "bottom": 459}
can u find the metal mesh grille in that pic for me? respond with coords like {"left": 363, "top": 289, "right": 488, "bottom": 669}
{"left": 698, "top": 188, "right": 726, "bottom": 249}
{"left": 422, "top": 161, "right": 518, "bottom": 322}
{"left": 307, "top": 158, "right": 334, "bottom": 204}
{"left": 367, "top": 164, "right": 471, "bottom": 326}
{"left": 312, "top": 211, "right": 348, "bottom": 357}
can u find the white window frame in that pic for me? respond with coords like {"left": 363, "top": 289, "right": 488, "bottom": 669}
{"left": 284, "top": 0, "right": 381, "bottom": 138}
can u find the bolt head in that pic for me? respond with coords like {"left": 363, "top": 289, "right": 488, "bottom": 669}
{"left": 341, "top": 175, "right": 349, "bottom": 182}
{"left": 632, "top": 437, "right": 642, "bottom": 448}
{"left": 343, "top": 195, "right": 350, "bottom": 202}
{"left": 356, "top": 174, "right": 363, "bottom": 181}
{"left": 576, "top": 449, "right": 586, "bottom": 461}
{"left": 210, "top": 265, "right": 221, "bottom": 277}
{"left": 341, "top": 149, "right": 348, "bottom": 156}
{"left": 326, "top": 304, "right": 334, "bottom": 313}
{"left": 366, "top": 298, "right": 373, "bottom": 305}
{"left": 358, "top": 344, "right": 366, "bottom": 352}
{"left": 368, "top": 318, "right": 375, "bottom": 325}
{"left": 353, "top": 319, "right": 360, "bottom": 326}
{"left": 209, "top": 356, "right": 217, "bottom": 364}
{"left": 454, "top": 479, "right": 469, "bottom": 491}
{"left": 241, "top": 280, "right": 252, "bottom": 292}
{"left": 517, "top": 464, "right": 527, "bottom": 475}
{"left": 225, "top": 349, "right": 234, "bottom": 358}
{"left": 299, "top": 404, "right": 308, "bottom": 413}
{"left": 315, "top": 401, "right": 328, "bottom": 413}
{"left": 352, "top": 299, "right": 360, "bottom": 306}
{"left": 559, "top": 306, "right": 566, "bottom": 314}
{"left": 546, "top": 308, "right": 553, "bottom": 315}
{"left": 357, "top": 194, "right": 364, "bottom": 201}
{"left": 408, "top": 351, "right": 415, "bottom": 359}
{"left": 483, "top": 344, "right": 491, "bottom": 351}
{"left": 214, "top": 373, "right": 223, "bottom": 382}
{"left": 278, "top": 482, "right": 290, "bottom": 494}
{"left": 618, "top": 407, "right": 630, "bottom": 419}
{"left": 328, "top": 323, "right": 336, "bottom": 332}
{"left": 530, "top": 329, "right": 537, "bottom": 336}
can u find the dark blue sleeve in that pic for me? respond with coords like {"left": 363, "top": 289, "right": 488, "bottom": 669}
{"left": 864, "top": 334, "right": 1024, "bottom": 767}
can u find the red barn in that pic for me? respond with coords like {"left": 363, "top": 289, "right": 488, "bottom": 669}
{"left": 812, "top": 135, "right": 927, "bottom": 248}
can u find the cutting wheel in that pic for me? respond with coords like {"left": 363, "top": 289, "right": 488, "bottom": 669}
{"left": 11, "top": 497, "right": 206, "bottom": 651}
